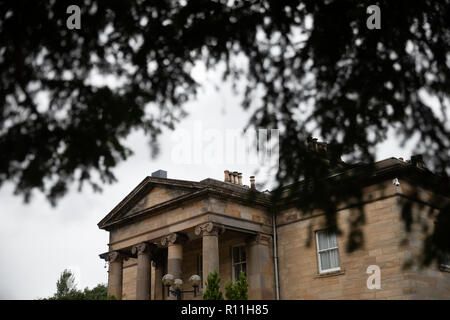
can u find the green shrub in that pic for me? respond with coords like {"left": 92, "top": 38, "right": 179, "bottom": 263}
{"left": 225, "top": 271, "right": 248, "bottom": 300}
{"left": 202, "top": 270, "right": 223, "bottom": 300}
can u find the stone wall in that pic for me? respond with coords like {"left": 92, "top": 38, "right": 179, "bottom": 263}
{"left": 276, "top": 179, "right": 450, "bottom": 299}
{"left": 397, "top": 193, "right": 450, "bottom": 299}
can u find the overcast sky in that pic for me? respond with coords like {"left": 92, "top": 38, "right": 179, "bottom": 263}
{"left": 0, "top": 65, "right": 415, "bottom": 300}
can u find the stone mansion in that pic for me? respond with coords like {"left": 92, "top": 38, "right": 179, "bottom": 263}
{"left": 98, "top": 145, "right": 450, "bottom": 300}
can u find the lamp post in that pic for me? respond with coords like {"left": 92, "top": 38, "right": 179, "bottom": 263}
{"left": 162, "top": 274, "right": 201, "bottom": 300}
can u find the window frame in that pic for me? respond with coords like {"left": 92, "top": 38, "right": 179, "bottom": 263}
{"left": 315, "top": 229, "right": 341, "bottom": 274}
{"left": 231, "top": 244, "right": 247, "bottom": 282}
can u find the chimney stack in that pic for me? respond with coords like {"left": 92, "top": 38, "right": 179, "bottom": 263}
{"left": 250, "top": 176, "right": 255, "bottom": 189}
{"left": 410, "top": 155, "right": 425, "bottom": 169}
{"left": 151, "top": 169, "right": 167, "bottom": 178}
{"left": 224, "top": 170, "right": 247, "bottom": 186}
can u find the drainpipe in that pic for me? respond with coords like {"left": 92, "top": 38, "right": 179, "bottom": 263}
{"left": 272, "top": 208, "right": 280, "bottom": 300}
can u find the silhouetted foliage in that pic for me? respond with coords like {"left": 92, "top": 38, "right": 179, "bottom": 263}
{"left": 1, "top": 1, "right": 449, "bottom": 265}
{"left": 53, "top": 269, "right": 79, "bottom": 299}
{"left": 43, "top": 269, "right": 108, "bottom": 300}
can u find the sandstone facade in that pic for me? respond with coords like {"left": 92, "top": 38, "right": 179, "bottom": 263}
{"left": 98, "top": 158, "right": 450, "bottom": 299}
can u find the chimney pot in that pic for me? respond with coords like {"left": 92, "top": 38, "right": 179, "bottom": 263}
{"left": 233, "top": 171, "right": 238, "bottom": 184}
{"left": 250, "top": 176, "right": 255, "bottom": 189}
{"left": 238, "top": 173, "right": 243, "bottom": 186}
{"left": 224, "top": 170, "right": 230, "bottom": 182}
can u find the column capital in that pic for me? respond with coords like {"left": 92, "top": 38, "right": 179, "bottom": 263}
{"left": 131, "top": 242, "right": 156, "bottom": 256}
{"left": 247, "top": 233, "right": 272, "bottom": 246}
{"left": 195, "top": 222, "right": 225, "bottom": 237}
{"left": 100, "top": 251, "right": 124, "bottom": 263}
{"left": 161, "top": 232, "right": 188, "bottom": 247}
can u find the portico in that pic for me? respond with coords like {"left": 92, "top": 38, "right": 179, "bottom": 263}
{"left": 98, "top": 175, "right": 275, "bottom": 300}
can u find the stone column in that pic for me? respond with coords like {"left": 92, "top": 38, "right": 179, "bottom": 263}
{"left": 247, "top": 233, "right": 275, "bottom": 300}
{"left": 151, "top": 249, "right": 164, "bottom": 300}
{"left": 195, "top": 222, "right": 224, "bottom": 288}
{"left": 132, "top": 242, "right": 154, "bottom": 300}
{"left": 153, "top": 260, "right": 163, "bottom": 300}
{"left": 161, "top": 233, "right": 187, "bottom": 300}
{"left": 103, "top": 251, "right": 124, "bottom": 300}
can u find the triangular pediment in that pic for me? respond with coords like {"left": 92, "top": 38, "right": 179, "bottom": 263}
{"left": 124, "top": 185, "right": 191, "bottom": 217}
{"left": 98, "top": 176, "right": 273, "bottom": 230}
{"left": 98, "top": 177, "right": 204, "bottom": 229}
